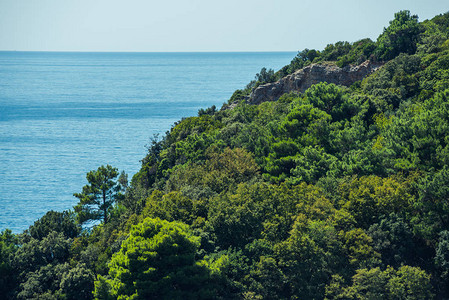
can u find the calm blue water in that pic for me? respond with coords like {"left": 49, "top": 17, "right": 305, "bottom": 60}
{"left": 0, "top": 51, "right": 295, "bottom": 232}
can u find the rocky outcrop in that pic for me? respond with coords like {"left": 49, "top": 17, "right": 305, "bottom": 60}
{"left": 247, "top": 60, "right": 383, "bottom": 105}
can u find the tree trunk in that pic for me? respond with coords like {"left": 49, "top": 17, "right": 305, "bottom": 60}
{"left": 103, "top": 190, "right": 108, "bottom": 224}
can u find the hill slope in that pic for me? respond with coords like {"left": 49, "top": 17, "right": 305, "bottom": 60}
{"left": 2, "top": 10, "right": 449, "bottom": 299}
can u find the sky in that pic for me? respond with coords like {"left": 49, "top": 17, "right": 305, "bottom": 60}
{"left": 0, "top": 0, "right": 448, "bottom": 52}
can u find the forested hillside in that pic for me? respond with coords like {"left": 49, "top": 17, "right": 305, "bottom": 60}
{"left": 2, "top": 10, "right": 449, "bottom": 299}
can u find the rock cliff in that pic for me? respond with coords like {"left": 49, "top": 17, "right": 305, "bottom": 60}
{"left": 247, "top": 60, "right": 383, "bottom": 105}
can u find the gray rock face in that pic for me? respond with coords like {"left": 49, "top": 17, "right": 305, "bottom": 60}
{"left": 247, "top": 60, "right": 383, "bottom": 105}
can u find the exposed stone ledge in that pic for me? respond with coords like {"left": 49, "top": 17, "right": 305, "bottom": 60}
{"left": 246, "top": 60, "right": 383, "bottom": 105}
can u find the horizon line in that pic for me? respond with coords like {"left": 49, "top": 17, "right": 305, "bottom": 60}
{"left": 0, "top": 50, "right": 298, "bottom": 54}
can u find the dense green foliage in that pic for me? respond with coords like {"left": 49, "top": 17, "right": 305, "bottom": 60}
{"left": 3, "top": 10, "right": 449, "bottom": 299}
{"left": 94, "top": 218, "right": 218, "bottom": 299}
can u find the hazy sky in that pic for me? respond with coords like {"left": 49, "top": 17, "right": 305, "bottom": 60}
{"left": 0, "top": 0, "right": 448, "bottom": 52}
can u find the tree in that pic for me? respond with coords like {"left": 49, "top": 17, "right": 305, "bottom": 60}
{"left": 10, "top": 232, "right": 72, "bottom": 299}
{"left": 376, "top": 10, "right": 421, "bottom": 60}
{"left": 288, "top": 48, "right": 319, "bottom": 73}
{"left": 273, "top": 217, "right": 341, "bottom": 299}
{"left": 0, "top": 230, "right": 18, "bottom": 299}
{"left": 436, "top": 230, "right": 449, "bottom": 284}
{"left": 388, "top": 265, "right": 433, "bottom": 299}
{"left": 291, "top": 146, "right": 338, "bottom": 184}
{"left": 16, "top": 263, "right": 70, "bottom": 300}
{"left": 27, "top": 210, "right": 80, "bottom": 240}
{"left": 60, "top": 263, "right": 95, "bottom": 300}
{"left": 304, "top": 82, "right": 348, "bottom": 120}
{"left": 12, "top": 232, "right": 71, "bottom": 274}
{"left": 74, "top": 165, "right": 121, "bottom": 224}
{"left": 326, "top": 266, "right": 433, "bottom": 299}
{"left": 367, "top": 214, "right": 416, "bottom": 268}
{"left": 95, "top": 218, "right": 217, "bottom": 299}
{"left": 255, "top": 67, "right": 276, "bottom": 84}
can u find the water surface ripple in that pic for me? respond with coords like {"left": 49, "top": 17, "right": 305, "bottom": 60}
{"left": 0, "top": 51, "right": 295, "bottom": 232}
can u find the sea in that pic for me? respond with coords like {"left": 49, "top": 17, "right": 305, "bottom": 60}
{"left": 0, "top": 51, "right": 296, "bottom": 233}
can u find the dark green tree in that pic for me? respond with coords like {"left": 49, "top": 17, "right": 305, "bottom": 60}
{"left": 436, "top": 231, "right": 449, "bottom": 272}
{"left": 367, "top": 214, "right": 416, "bottom": 268}
{"left": 319, "top": 41, "right": 352, "bottom": 62}
{"left": 74, "top": 165, "right": 121, "bottom": 224}
{"left": 376, "top": 10, "right": 421, "bottom": 60}
{"left": 60, "top": 263, "right": 95, "bottom": 300}
{"left": 0, "top": 230, "right": 18, "bottom": 299}
{"left": 304, "top": 82, "right": 349, "bottom": 120}
{"left": 436, "top": 230, "right": 449, "bottom": 296}
{"left": 27, "top": 210, "right": 80, "bottom": 240}
{"left": 283, "top": 48, "right": 319, "bottom": 75}
{"left": 255, "top": 67, "right": 276, "bottom": 84}
{"left": 17, "top": 263, "right": 69, "bottom": 300}
{"left": 10, "top": 232, "right": 72, "bottom": 299}
{"left": 12, "top": 232, "right": 71, "bottom": 277}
